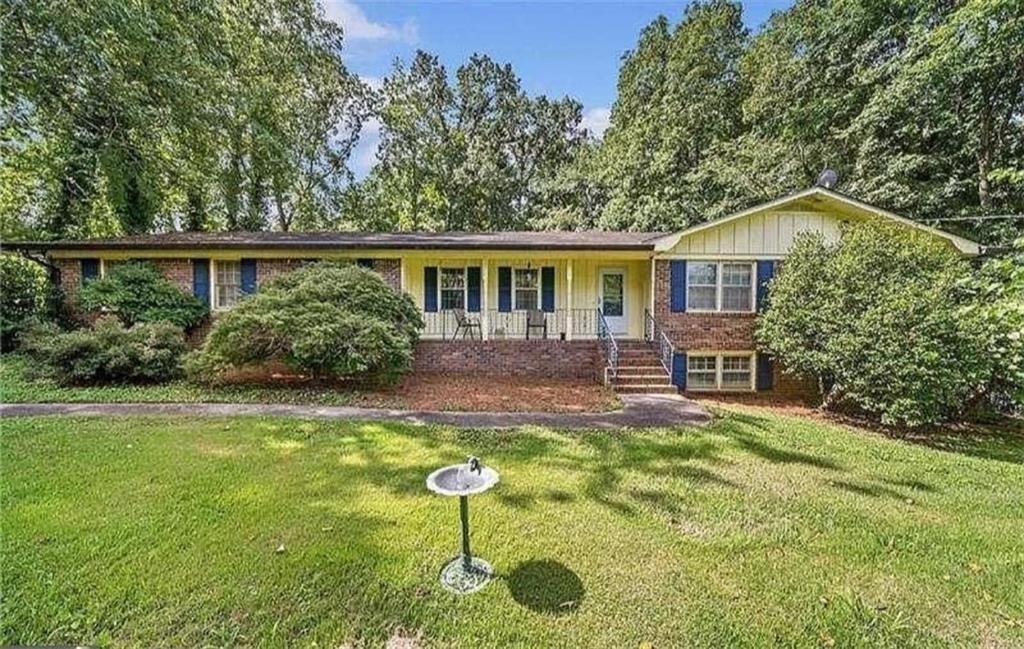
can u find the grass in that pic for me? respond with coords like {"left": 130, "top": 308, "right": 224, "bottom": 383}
{"left": 2, "top": 408, "right": 1022, "bottom": 647}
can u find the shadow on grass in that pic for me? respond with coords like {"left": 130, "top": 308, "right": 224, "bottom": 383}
{"left": 891, "top": 418, "right": 1024, "bottom": 465}
{"left": 829, "top": 479, "right": 908, "bottom": 501}
{"left": 506, "top": 560, "right": 584, "bottom": 615}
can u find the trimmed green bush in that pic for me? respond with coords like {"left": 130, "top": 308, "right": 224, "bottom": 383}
{"left": 756, "top": 221, "right": 992, "bottom": 426}
{"left": 22, "top": 316, "right": 187, "bottom": 384}
{"left": 77, "top": 261, "right": 208, "bottom": 329}
{"left": 187, "top": 263, "right": 423, "bottom": 383}
{"left": 0, "top": 254, "right": 49, "bottom": 350}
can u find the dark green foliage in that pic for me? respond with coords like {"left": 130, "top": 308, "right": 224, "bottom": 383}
{"left": 77, "top": 261, "right": 208, "bottom": 329}
{"left": 757, "top": 222, "right": 994, "bottom": 426}
{"left": 188, "top": 263, "right": 423, "bottom": 383}
{"left": 0, "top": 254, "right": 49, "bottom": 350}
{"left": 22, "top": 316, "right": 186, "bottom": 384}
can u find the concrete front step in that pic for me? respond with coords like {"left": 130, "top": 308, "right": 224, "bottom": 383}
{"left": 614, "top": 375, "right": 673, "bottom": 386}
{"left": 614, "top": 385, "right": 679, "bottom": 394}
{"left": 618, "top": 356, "right": 663, "bottom": 367}
{"left": 616, "top": 365, "right": 668, "bottom": 376}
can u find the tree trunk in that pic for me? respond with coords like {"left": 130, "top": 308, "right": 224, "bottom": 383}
{"left": 977, "top": 110, "right": 993, "bottom": 210}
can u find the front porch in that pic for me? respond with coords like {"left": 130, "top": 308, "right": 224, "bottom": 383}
{"left": 405, "top": 255, "right": 653, "bottom": 342}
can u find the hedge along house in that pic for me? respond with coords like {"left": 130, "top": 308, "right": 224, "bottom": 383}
{"left": 12, "top": 187, "right": 981, "bottom": 398}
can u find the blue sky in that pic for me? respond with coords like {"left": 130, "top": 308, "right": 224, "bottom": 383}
{"left": 326, "top": 1, "right": 794, "bottom": 174}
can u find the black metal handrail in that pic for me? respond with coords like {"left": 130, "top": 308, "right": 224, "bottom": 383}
{"left": 644, "top": 308, "right": 674, "bottom": 374}
{"left": 597, "top": 308, "right": 619, "bottom": 382}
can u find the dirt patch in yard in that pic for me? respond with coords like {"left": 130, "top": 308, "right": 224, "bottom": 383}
{"left": 217, "top": 364, "right": 621, "bottom": 413}
{"left": 352, "top": 373, "right": 621, "bottom": 413}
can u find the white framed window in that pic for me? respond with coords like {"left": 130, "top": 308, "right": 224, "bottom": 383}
{"left": 439, "top": 267, "right": 466, "bottom": 310}
{"left": 686, "top": 262, "right": 718, "bottom": 310}
{"left": 514, "top": 268, "right": 540, "bottom": 311}
{"left": 215, "top": 260, "right": 241, "bottom": 310}
{"left": 721, "top": 263, "right": 753, "bottom": 312}
{"left": 687, "top": 355, "right": 718, "bottom": 390}
{"left": 686, "top": 352, "right": 755, "bottom": 391}
{"left": 686, "top": 261, "right": 754, "bottom": 312}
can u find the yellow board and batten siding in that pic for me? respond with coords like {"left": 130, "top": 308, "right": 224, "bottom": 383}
{"left": 663, "top": 209, "right": 846, "bottom": 258}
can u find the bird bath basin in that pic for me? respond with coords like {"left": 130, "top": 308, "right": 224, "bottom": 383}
{"left": 426, "top": 457, "right": 499, "bottom": 594}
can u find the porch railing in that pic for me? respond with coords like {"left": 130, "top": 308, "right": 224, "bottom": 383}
{"left": 421, "top": 308, "right": 601, "bottom": 340}
{"left": 597, "top": 308, "right": 619, "bottom": 382}
{"left": 643, "top": 308, "right": 674, "bottom": 374}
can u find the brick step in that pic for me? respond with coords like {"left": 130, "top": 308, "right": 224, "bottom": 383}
{"left": 618, "top": 357, "right": 663, "bottom": 367}
{"left": 615, "top": 365, "right": 668, "bottom": 376}
{"left": 614, "top": 384, "right": 679, "bottom": 394}
{"left": 613, "top": 375, "right": 673, "bottom": 386}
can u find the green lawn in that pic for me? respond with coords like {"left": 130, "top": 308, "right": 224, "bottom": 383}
{"left": 2, "top": 410, "right": 1022, "bottom": 648}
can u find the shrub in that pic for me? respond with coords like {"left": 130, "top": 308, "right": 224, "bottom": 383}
{"left": 756, "top": 221, "right": 993, "bottom": 427}
{"left": 77, "top": 261, "right": 208, "bottom": 329}
{"left": 188, "top": 263, "right": 423, "bottom": 383}
{"left": 962, "top": 238, "right": 1024, "bottom": 412}
{"left": 22, "top": 316, "right": 187, "bottom": 384}
{"left": 1, "top": 254, "right": 49, "bottom": 350}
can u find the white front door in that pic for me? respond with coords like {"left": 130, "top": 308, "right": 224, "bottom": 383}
{"left": 599, "top": 268, "right": 627, "bottom": 334}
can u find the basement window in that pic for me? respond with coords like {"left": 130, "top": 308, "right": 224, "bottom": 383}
{"left": 687, "top": 353, "right": 755, "bottom": 391}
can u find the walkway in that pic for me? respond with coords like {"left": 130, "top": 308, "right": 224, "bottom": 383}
{"left": 0, "top": 394, "right": 711, "bottom": 430}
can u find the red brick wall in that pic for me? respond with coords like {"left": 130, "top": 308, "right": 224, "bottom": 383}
{"left": 149, "top": 259, "right": 192, "bottom": 293}
{"left": 53, "top": 258, "right": 82, "bottom": 300}
{"left": 654, "top": 260, "right": 819, "bottom": 401}
{"left": 372, "top": 258, "right": 402, "bottom": 291}
{"left": 413, "top": 340, "right": 603, "bottom": 382}
{"left": 255, "top": 259, "right": 304, "bottom": 285}
{"left": 652, "top": 260, "right": 756, "bottom": 350}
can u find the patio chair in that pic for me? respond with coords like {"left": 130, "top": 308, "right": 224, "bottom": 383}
{"left": 452, "top": 308, "right": 482, "bottom": 340}
{"left": 525, "top": 309, "right": 547, "bottom": 340}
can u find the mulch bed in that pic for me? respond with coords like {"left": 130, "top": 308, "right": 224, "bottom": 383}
{"left": 353, "top": 373, "right": 621, "bottom": 413}
{"left": 218, "top": 365, "right": 620, "bottom": 413}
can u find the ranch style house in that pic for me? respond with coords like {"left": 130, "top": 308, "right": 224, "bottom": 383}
{"left": 10, "top": 187, "right": 982, "bottom": 399}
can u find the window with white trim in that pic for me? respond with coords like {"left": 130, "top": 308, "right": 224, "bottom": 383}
{"left": 685, "top": 261, "right": 754, "bottom": 312}
{"left": 215, "top": 261, "right": 241, "bottom": 309}
{"left": 514, "top": 268, "right": 539, "bottom": 311}
{"left": 440, "top": 267, "right": 466, "bottom": 310}
{"left": 686, "top": 355, "right": 717, "bottom": 390}
{"left": 687, "top": 353, "right": 754, "bottom": 391}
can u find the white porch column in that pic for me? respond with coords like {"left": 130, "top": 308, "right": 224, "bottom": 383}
{"left": 565, "top": 259, "right": 574, "bottom": 341}
{"left": 480, "top": 260, "right": 489, "bottom": 341}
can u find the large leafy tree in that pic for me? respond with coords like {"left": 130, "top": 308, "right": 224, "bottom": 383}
{"left": 598, "top": 2, "right": 747, "bottom": 231}
{"left": 1, "top": 0, "right": 369, "bottom": 238}
{"left": 353, "top": 52, "right": 585, "bottom": 231}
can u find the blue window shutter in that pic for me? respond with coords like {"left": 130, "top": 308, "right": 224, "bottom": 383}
{"left": 240, "top": 259, "right": 257, "bottom": 294}
{"left": 498, "top": 266, "right": 512, "bottom": 312}
{"left": 423, "top": 266, "right": 438, "bottom": 312}
{"left": 81, "top": 258, "right": 100, "bottom": 284}
{"left": 756, "top": 260, "right": 775, "bottom": 312}
{"left": 670, "top": 260, "right": 686, "bottom": 312}
{"left": 756, "top": 353, "right": 774, "bottom": 391}
{"left": 466, "top": 267, "right": 481, "bottom": 312}
{"left": 357, "top": 258, "right": 374, "bottom": 269}
{"left": 541, "top": 266, "right": 555, "bottom": 312}
{"left": 671, "top": 351, "right": 687, "bottom": 389}
{"left": 192, "top": 259, "right": 210, "bottom": 305}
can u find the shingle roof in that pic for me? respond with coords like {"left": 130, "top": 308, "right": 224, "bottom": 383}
{"left": 6, "top": 230, "right": 669, "bottom": 251}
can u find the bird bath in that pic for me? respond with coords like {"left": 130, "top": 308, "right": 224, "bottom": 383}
{"left": 426, "top": 457, "right": 499, "bottom": 594}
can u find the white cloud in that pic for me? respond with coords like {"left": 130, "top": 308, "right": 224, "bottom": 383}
{"left": 581, "top": 106, "right": 611, "bottom": 138}
{"left": 323, "top": 0, "right": 417, "bottom": 43}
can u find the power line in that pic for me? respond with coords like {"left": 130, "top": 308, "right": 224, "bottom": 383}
{"left": 927, "top": 215, "right": 1024, "bottom": 222}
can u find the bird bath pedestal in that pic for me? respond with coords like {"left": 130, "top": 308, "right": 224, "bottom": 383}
{"left": 426, "top": 458, "right": 499, "bottom": 595}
